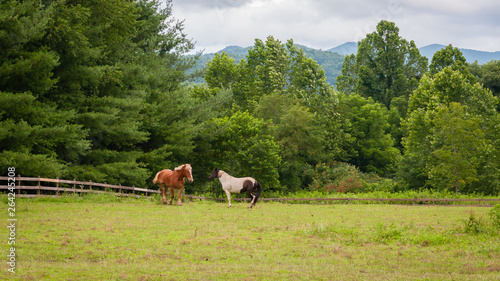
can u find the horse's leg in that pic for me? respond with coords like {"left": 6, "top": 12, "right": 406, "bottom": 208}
{"left": 249, "top": 192, "right": 256, "bottom": 208}
{"left": 169, "top": 186, "right": 174, "bottom": 205}
{"left": 160, "top": 184, "right": 167, "bottom": 204}
{"left": 224, "top": 190, "right": 232, "bottom": 208}
{"left": 177, "top": 187, "right": 183, "bottom": 206}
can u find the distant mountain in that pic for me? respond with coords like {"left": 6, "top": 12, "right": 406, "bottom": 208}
{"left": 418, "top": 44, "right": 447, "bottom": 60}
{"left": 190, "top": 44, "right": 344, "bottom": 86}
{"left": 328, "top": 42, "right": 500, "bottom": 64}
{"left": 328, "top": 42, "right": 358, "bottom": 56}
{"left": 189, "top": 42, "right": 499, "bottom": 86}
{"left": 419, "top": 44, "right": 500, "bottom": 64}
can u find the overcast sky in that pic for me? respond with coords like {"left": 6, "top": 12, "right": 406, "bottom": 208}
{"left": 169, "top": 0, "right": 500, "bottom": 54}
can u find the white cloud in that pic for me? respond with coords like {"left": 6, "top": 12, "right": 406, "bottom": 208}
{"left": 170, "top": 0, "right": 500, "bottom": 53}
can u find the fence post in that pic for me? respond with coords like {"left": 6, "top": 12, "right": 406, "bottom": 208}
{"left": 89, "top": 180, "right": 92, "bottom": 192}
{"left": 73, "top": 179, "right": 76, "bottom": 194}
{"left": 119, "top": 184, "right": 122, "bottom": 195}
{"left": 412, "top": 197, "right": 416, "bottom": 206}
{"left": 37, "top": 176, "right": 41, "bottom": 196}
{"left": 132, "top": 185, "right": 135, "bottom": 196}
{"left": 56, "top": 177, "right": 59, "bottom": 196}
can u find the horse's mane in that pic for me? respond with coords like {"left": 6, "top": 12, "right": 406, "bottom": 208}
{"left": 174, "top": 164, "right": 191, "bottom": 171}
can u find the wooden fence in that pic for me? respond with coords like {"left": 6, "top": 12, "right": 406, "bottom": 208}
{"left": 0, "top": 175, "right": 160, "bottom": 198}
{"left": 1, "top": 176, "right": 500, "bottom": 206}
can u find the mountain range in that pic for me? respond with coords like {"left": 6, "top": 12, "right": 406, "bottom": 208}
{"left": 330, "top": 42, "right": 500, "bottom": 64}
{"left": 191, "top": 43, "right": 500, "bottom": 86}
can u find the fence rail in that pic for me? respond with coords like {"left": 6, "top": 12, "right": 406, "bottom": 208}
{"left": 1, "top": 176, "right": 500, "bottom": 206}
{"left": 0, "top": 175, "right": 160, "bottom": 198}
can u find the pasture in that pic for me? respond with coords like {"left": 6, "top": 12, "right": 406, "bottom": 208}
{"left": 1, "top": 195, "right": 500, "bottom": 280}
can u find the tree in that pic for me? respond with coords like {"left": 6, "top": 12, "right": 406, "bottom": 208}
{"left": 0, "top": 0, "right": 199, "bottom": 187}
{"left": 0, "top": 90, "right": 90, "bottom": 178}
{"left": 428, "top": 103, "right": 484, "bottom": 194}
{"left": 254, "top": 92, "right": 324, "bottom": 190}
{"left": 401, "top": 67, "right": 500, "bottom": 194}
{"left": 0, "top": 1, "right": 89, "bottom": 178}
{"left": 203, "top": 36, "right": 339, "bottom": 191}
{"left": 203, "top": 111, "right": 281, "bottom": 191}
{"left": 335, "top": 54, "right": 357, "bottom": 94}
{"left": 429, "top": 44, "right": 470, "bottom": 77}
{"left": 0, "top": 0, "right": 59, "bottom": 98}
{"left": 204, "top": 52, "right": 239, "bottom": 90}
{"left": 336, "top": 20, "right": 428, "bottom": 109}
{"left": 338, "top": 93, "right": 401, "bottom": 177}
{"left": 470, "top": 60, "right": 500, "bottom": 110}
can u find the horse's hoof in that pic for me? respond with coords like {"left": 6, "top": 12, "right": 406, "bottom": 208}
{"left": 162, "top": 202, "right": 167, "bottom": 205}
{"left": 177, "top": 203, "right": 182, "bottom": 206}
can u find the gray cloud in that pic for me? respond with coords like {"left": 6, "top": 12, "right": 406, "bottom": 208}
{"left": 170, "top": 0, "right": 500, "bottom": 53}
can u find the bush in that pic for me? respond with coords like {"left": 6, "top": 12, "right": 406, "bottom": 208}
{"left": 464, "top": 210, "right": 486, "bottom": 234}
{"left": 310, "top": 162, "right": 364, "bottom": 193}
{"left": 489, "top": 204, "right": 500, "bottom": 229}
{"left": 310, "top": 162, "right": 397, "bottom": 193}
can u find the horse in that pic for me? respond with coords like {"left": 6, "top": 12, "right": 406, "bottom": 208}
{"left": 209, "top": 168, "right": 262, "bottom": 208}
{"left": 153, "top": 164, "right": 193, "bottom": 205}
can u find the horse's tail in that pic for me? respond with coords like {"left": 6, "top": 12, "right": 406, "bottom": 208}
{"left": 152, "top": 171, "right": 161, "bottom": 185}
{"left": 254, "top": 181, "right": 262, "bottom": 203}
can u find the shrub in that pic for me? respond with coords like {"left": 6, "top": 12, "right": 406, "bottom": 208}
{"left": 489, "top": 204, "right": 500, "bottom": 229}
{"left": 310, "top": 162, "right": 364, "bottom": 193}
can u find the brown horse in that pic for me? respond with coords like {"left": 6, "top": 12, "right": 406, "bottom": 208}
{"left": 152, "top": 164, "right": 193, "bottom": 205}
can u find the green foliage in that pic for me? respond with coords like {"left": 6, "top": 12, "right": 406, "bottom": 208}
{"left": 0, "top": 0, "right": 197, "bottom": 188}
{"left": 254, "top": 92, "right": 325, "bottom": 190}
{"left": 429, "top": 44, "right": 473, "bottom": 81}
{"left": 204, "top": 52, "right": 239, "bottom": 90}
{"left": 204, "top": 111, "right": 281, "bottom": 190}
{"left": 335, "top": 54, "right": 357, "bottom": 94}
{"left": 337, "top": 20, "right": 427, "bottom": 109}
{"left": 427, "top": 103, "right": 484, "bottom": 193}
{"left": 310, "top": 162, "right": 364, "bottom": 193}
{"left": 336, "top": 20, "right": 427, "bottom": 152}
{"left": 191, "top": 44, "right": 343, "bottom": 87}
{"left": 462, "top": 209, "right": 495, "bottom": 235}
{"left": 2, "top": 3, "right": 500, "bottom": 198}
{"left": 338, "top": 93, "right": 401, "bottom": 176}
{"left": 402, "top": 67, "right": 500, "bottom": 194}
{"left": 470, "top": 60, "right": 500, "bottom": 111}
{"left": 202, "top": 36, "right": 336, "bottom": 191}
{"left": 489, "top": 204, "right": 500, "bottom": 229}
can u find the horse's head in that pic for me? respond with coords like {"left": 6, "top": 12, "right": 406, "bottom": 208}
{"left": 184, "top": 164, "right": 193, "bottom": 183}
{"left": 176, "top": 164, "right": 193, "bottom": 183}
{"left": 209, "top": 168, "right": 220, "bottom": 180}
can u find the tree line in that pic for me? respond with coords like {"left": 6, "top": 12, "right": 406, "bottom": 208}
{"left": 1, "top": 1, "right": 499, "bottom": 195}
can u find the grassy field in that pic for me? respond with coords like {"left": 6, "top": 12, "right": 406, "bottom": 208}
{"left": 1, "top": 194, "right": 500, "bottom": 280}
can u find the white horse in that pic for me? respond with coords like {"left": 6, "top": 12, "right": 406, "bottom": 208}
{"left": 209, "top": 168, "right": 262, "bottom": 208}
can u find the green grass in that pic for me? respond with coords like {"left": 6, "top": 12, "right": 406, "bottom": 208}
{"left": 1, "top": 194, "right": 500, "bottom": 280}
